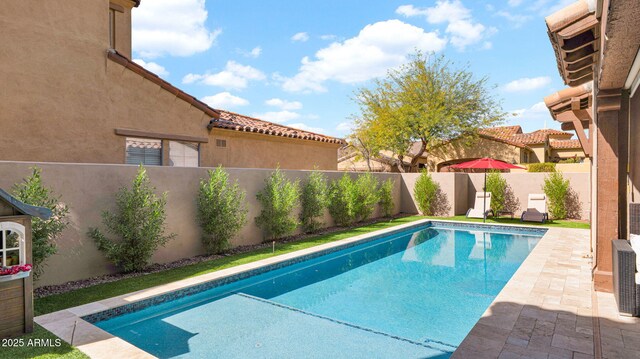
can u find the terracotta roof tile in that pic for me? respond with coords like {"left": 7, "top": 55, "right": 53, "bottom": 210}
{"left": 479, "top": 126, "right": 573, "bottom": 146}
{"left": 210, "top": 111, "right": 345, "bottom": 144}
{"left": 550, "top": 139, "right": 582, "bottom": 149}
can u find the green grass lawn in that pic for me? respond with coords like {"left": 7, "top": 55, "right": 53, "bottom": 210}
{"left": 19, "top": 213, "right": 587, "bottom": 359}
{"left": 423, "top": 215, "right": 591, "bottom": 229}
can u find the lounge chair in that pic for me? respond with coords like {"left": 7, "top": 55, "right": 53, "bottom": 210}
{"left": 521, "top": 194, "right": 548, "bottom": 223}
{"left": 466, "top": 192, "right": 493, "bottom": 219}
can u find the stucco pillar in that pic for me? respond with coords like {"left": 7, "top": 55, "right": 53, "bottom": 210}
{"left": 593, "top": 90, "right": 624, "bottom": 292}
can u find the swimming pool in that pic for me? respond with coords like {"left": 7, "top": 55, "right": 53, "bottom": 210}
{"left": 87, "top": 222, "right": 546, "bottom": 358}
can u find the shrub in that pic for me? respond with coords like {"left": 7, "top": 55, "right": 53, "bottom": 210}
{"left": 300, "top": 170, "right": 329, "bottom": 233}
{"left": 543, "top": 172, "right": 570, "bottom": 219}
{"left": 528, "top": 163, "right": 556, "bottom": 172}
{"left": 89, "top": 166, "right": 175, "bottom": 272}
{"left": 12, "top": 167, "right": 70, "bottom": 280}
{"left": 378, "top": 179, "right": 395, "bottom": 217}
{"left": 328, "top": 174, "right": 357, "bottom": 226}
{"left": 485, "top": 171, "right": 507, "bottom": 214}
{"left": 353, "top": 173, "right": 379, "bottom": 221}
{"left": 414, "top": 170, "right": 440, "bottom": 215}
{"left": 197, "top": 167, "right": 247, "bottom": 254}
{"left": 255, "top": 168, "right": 300, "bottom": 240}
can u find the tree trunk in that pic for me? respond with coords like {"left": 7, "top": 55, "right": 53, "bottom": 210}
{"left": 409, "top": 140, "right": 427, "bottom": 172}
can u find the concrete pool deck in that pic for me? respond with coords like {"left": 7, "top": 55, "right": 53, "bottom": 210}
{"left": 35, "top": 220, "right": 636, "bottom": 358}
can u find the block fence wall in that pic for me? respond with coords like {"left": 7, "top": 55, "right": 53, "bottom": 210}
{"left": 0, "top": 161, "right": 589, "bottom": 286}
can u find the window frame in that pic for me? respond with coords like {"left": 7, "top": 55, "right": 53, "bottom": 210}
{"left": 168, "top": 140, "right": 200, "bottom": 168}
{"left": 0, "top": 222, "right": 26, "bottom": 268}
{"left": 125, "top": 137, "right": 163, "bottom": 166}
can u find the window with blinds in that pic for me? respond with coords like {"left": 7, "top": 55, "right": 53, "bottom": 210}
{"left": 169, "top": 141, "right": 199, "bottom": 167}
{"left": 125, "top": 138, "right": 162, "bottom": 166}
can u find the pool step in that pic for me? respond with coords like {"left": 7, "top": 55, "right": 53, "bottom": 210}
{"left": 238, "top": 293, "right": 456, "bottom": 354}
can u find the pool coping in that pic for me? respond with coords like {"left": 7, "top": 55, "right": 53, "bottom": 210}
{"left": 35, "top": 219, "right": 561, "bottom": 359}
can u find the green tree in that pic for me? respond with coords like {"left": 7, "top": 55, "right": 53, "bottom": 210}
{"left": 543, "top": 172, "right": 570, "bottom": 219}
{"left": 197, "top": 167, "right": 247, "bottom": 254}
{"left": 300, "top": 170, "right": 329, "bottom": 233}
{"left": 352, "top": 52, "right": 505, "bottom": 172}
{"left": 255, "top": 168, "right": 300, "bottom": 240}
{"left": 414, "top": 170, "right": 440, "bottom": 215}
{"left": 485, "top": 171, "right": 507, "bottom": 214}
{"left": 89, "top": 166, "right": 175, "bottom": 272}
{"left": 353, "top": 173, "right": 380, "bottom": 221}
{"left": 328, "top": 174, "right": 357, "bottom": 226}
{"left": 12, "top": 167, "right": 70, "bottom": 280}
{"left": 378, "top": 179, "right": 395, "bottom": 217}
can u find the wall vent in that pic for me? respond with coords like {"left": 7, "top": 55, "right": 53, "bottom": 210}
{"left": 216, "top": 139, "right": 227, "bottom": 148}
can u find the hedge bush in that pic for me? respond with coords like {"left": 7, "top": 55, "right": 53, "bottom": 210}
{"left": 378, "top": 179, "right": 395, "bottom": 217}
{"left": 300, "top": 170, "right": 329, "bottom": 233}
{"left": 89, "top": 166, "right": 175, "bottom": 272}
{"left": 414, "top": 170, "right": 440, "bottom": 215}
{"left": 353, "top": 173, "right": 379, "bottom": 222}
{"left": 328, "top": 174, "right": 357, "bottom": 226}
{"left": 543, "top": 172, "right": 570, "bottom": 219}
{"left": 528, "top": 163, "right": 556, "bottom": 172}
{"left": 197, "top": 167, "right": 247, "bottom": 254}
{"left": 485, "top": 171, "right": 507, "bottom": 214}
{"left": 12, "top": 167, "right": 70, "bottom": 280}
{"left": 255, "top": 168, "right": 300, "bottom": 240}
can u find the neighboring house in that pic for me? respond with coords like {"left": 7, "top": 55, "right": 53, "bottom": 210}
{"left": 544, "top": 0, "right": 640, "bottom": 291}
{"left": 0, "top": 0, "right": 342, "bottom": 170}
{"left": 338, "top": 125, "right": 587, "bottom": 172}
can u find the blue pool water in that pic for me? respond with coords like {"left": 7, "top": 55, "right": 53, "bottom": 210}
{"left": 93, "top": 223, "right": 545, "bottom": 358}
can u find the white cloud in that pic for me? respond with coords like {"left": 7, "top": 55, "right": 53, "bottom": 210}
{"left": 336, "top": 122, "right": 354, "bottom": 135}
{"left": 504, "top": 76, "right": 552, "bottom": 92}
{"left": 281, "top": 20, "right": 446, "bottom": 93}
{"left": 291, "top": 32, "right": 310, "bottom": 42}
{"left": 528, "top": 0, "right": 576, "bottom": 16}
{"left": 512, "top": 102, "right": 550, "bottom": 119}
{"left": 133, "top": 59, "right": 169, "bottom": 77}
{"left": 287, "top": 123, "right": 327, "bottom": 134}
{"left": 396, "top": 1, "right": 493, "bottom": 50}
{"left": 508, "top": 0, "right": 524, "bottom": 6}
{"left": 201, "top": 92, "right": 249, "bottom": 109}
{"left": 132, "top": 0, "right": 221, "bottom": 58}
{"left": 495, "top": 11, "right": 532, "bottom": 28}
{"left": 252, "top": 111, "right": 300, "bottom": 123}
{"left": 182, "top": 61, "right": 266, "bottom": 90}
{"left": 320, "top": 34, "right": 337, "bottom": 41}
{"left": 250, "top": 47, "right": 262, "bottom": 58}
{"left": 265, "top": 98, "right": 303, "bottom": 110}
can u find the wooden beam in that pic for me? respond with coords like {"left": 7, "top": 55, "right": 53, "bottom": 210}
{"left": 114, "top": 128, "right": 209, "bottom": 143}
{"left": 571, "top": 117, "right": 592, "bottom": 157}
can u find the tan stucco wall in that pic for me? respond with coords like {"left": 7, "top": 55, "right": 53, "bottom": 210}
{"left": 529, "top": 145, "right": 547, "bottom": 163}
{"left": 428, "top": 137, "right": 523, "bottom": 170}
{"left": 0, "top": 0, "right": 338, "bottom": 170}
{"left": 466, "top": 172, "right": 591, "bottom": 220}
{"left": 400, "top": 173, "right": 467, "bottom": 216}
{"left": 0, "top": 161, "right": 400, "bottom": 286}
{"left": 208, "top": 129, "right": 340, "bottom": 170}
{"left": 338, "top": 157, "right": 390, "bottom": 172}
{"left": 551, "top": 148, "right": 586, "bottom": 159}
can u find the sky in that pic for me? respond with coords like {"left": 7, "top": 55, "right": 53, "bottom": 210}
{"left": 130, "top": 0, "right": 576, "bottom": 139}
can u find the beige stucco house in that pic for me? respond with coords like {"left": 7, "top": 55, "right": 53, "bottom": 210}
{"left": 339, "top": 125, "right": 587, "bottom": 172}
{"left": 0, "top": 0, "right": 342, "bottom": 170}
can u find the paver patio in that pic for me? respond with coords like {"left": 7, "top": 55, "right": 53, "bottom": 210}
{"left": 454, "top": 227, "right": 640, "bottom": 359}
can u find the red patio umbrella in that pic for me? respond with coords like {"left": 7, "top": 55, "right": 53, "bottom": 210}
{"left": 451, "top": 158, "right": 525, "bottom": 222}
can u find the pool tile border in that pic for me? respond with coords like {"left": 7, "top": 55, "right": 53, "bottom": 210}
{"left": 35, "top": 219, "right": 554, "bottom": 359}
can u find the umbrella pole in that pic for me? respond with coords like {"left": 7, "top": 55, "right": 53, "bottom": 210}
{"left": 483, "top": 170, "right": 487, "bottom": 223}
